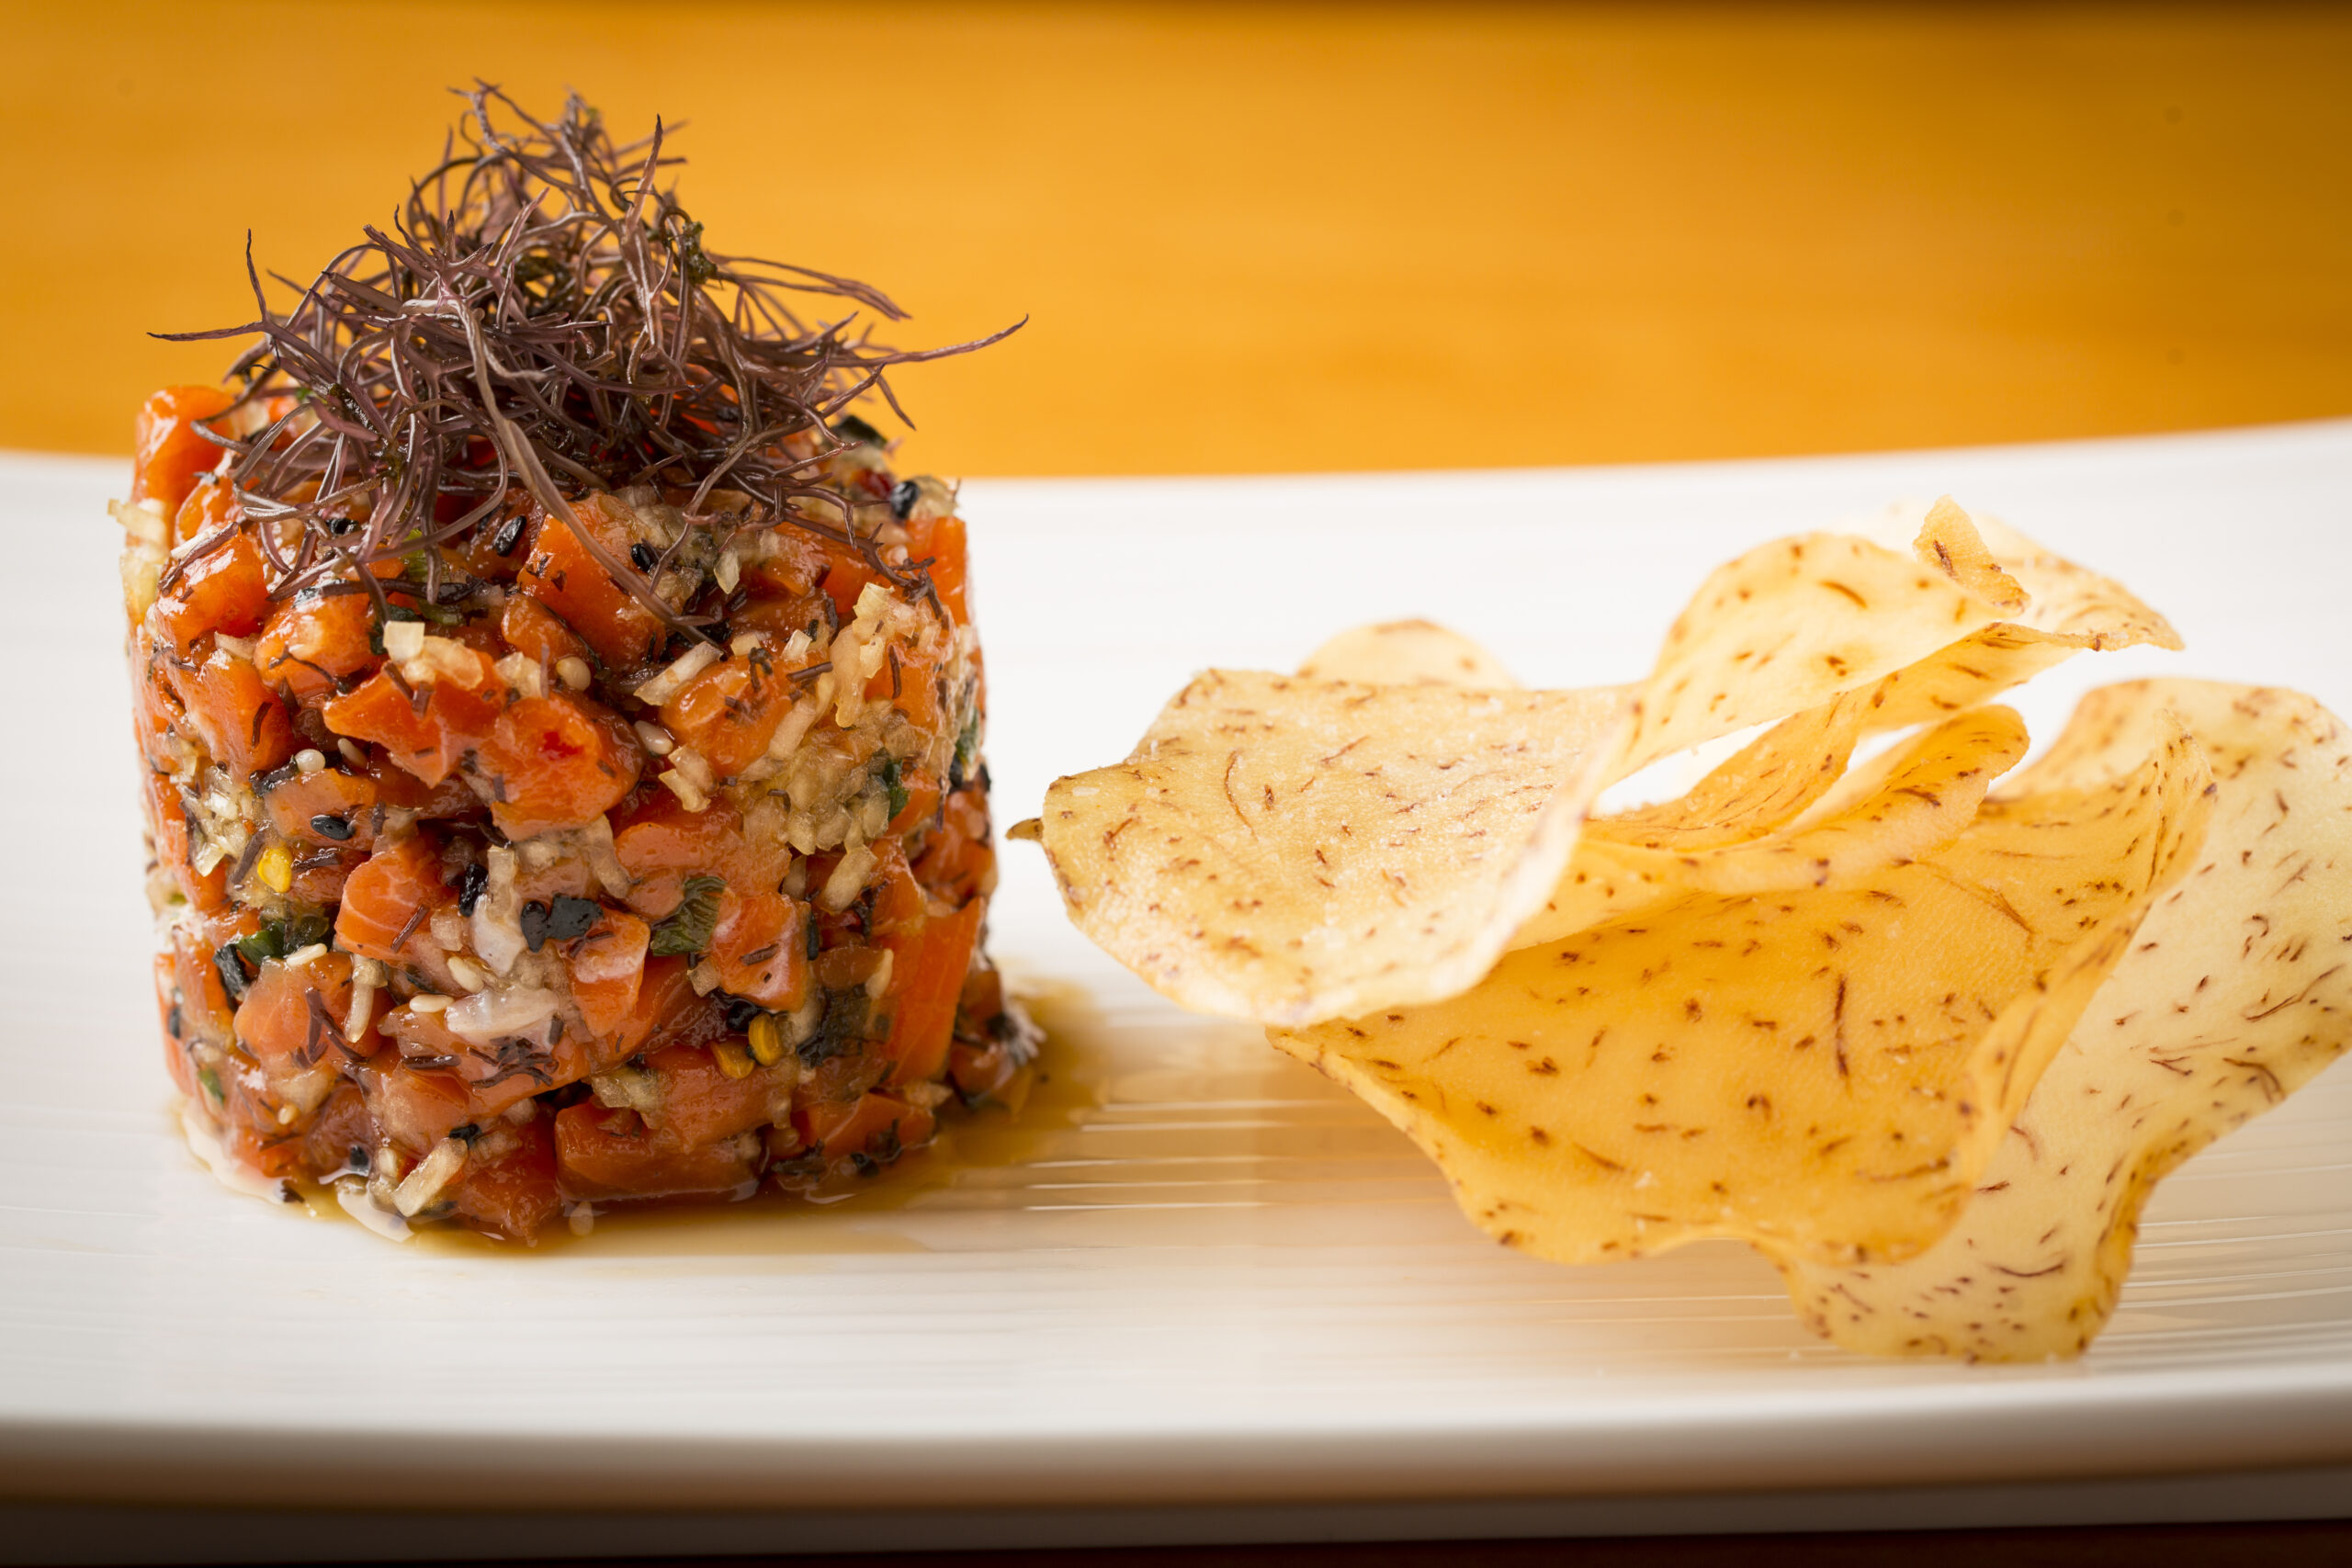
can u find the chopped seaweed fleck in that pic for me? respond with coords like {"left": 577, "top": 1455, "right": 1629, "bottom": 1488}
{"left": 647, "top": 875, "right": 726, "bottom": 957}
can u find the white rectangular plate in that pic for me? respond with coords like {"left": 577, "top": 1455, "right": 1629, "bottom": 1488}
{"left": 2, "top": 426, "right": 2347, "bottom": 1535}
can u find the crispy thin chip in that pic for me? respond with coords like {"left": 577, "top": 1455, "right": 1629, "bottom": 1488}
{"left": 1617, "top": 527, "right": 2006, "bottom": 776}
{"left": 1037, "top": 503, "right": 2177, "bottom": 1026}
{"left": 1035, "top": 672, "right": 1630, "bottom": 1024}
{"left": 1781, "top": 682, "right": 2352, "bottom": 1359}
{"left": 1914, "top": 496, "right": 2027, "bottom": 615}
{"left": 1866, "top": 501, "right": 2183, "bottom": 654}
{"left": 1298, "top": 620, "right": 1520, "bottom": 689}
{"left": 1591, "top": 690, "right": 1881, "bottom": 855}
{"left": 1522, "top": 502, "right": 2187, "bottom": 937}
{"left": 1517, "top": 706, "right": 2030, "bottom": 943}
{"left": 1270, "top": 718, "right": 2213, "bottom": 1268}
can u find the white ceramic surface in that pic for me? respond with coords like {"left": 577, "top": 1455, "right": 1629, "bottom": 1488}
{"left": 2, "top": 426, "right": 2347, "bottom": 1525}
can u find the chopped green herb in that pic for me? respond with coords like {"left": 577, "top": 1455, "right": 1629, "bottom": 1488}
{"left": 647, "top": 875, "right": 726, "bottom": 957}
{"left": 198, "top": 1066, "right": 225, "bottom": 1107}
{"left": 876, "top": 754, "right": 910, "bottom": 821}
{"left": 950, "top": 709, "right": 980, "bottom": 791}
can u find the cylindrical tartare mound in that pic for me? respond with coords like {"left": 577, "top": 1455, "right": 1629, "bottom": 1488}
{"left": 115, "top": 94, "right": 1032, "bottom": 1242}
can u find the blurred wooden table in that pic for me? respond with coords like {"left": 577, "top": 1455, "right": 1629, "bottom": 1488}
{"left": 9, "top": 2, "right": 2349, "bottom": 478}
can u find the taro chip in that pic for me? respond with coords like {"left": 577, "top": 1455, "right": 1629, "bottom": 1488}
{"left": 1038, "top": 502, "right": 2143, "bottom": 1026}
{"left": 1297, "top": 620, "right": 1519, "bottom": 689}
{"left": 1035, "top": 671, "right": 1630, "bottom": 1025}
{"left": 1269, "top": 714, "right": 2213, "bottom": 1269}
{"left": 1781, "top": 682, "right": 2352, "bottom": 1359}
{"left": 1512, "top": 502, "right": 2188, "bottom": 947}
{"left": 1516, "top": 706, "right": 2030, "bottom": 945}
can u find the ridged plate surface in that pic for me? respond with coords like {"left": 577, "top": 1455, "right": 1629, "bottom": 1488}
{"left": 1, "top": 429, "right": 2347, "bottom": 1514}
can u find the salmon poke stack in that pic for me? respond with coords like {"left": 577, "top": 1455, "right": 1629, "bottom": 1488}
{"left": 114, "top": 90, "right": 1033, "bottom": 1241}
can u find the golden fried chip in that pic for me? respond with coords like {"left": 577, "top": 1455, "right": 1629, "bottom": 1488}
{"left": 1615, "top": 525, "right": 2005, "bottom": 775}
{"left": 1781, "top": 682, "right": 2352, "bottom": 1359}
{"left": 1514, "top": 502, "right": 2187, "bottom": 937}
{"left": 1894, "top": 503, "right": 2183, "bottom": 654}
{"left": 1270, "top": 717, "right": 2213, "bottom": 1268}
{"left": 1516, "top": 706, "right": 2030, "bottom": 943}
{"left": 1036, "top": 502, "right": 2176, "bottom": 1026}
{"left": 1297, "top": 620, "right": 1520, "bottom": 689}
{"left": 1035, "top": 672, "right": 1630, "bottom": 1024}
{"left": 1912, "top": 495, "right": 2027, "bottom": 615}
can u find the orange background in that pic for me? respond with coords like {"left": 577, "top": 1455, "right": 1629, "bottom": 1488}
{"left": 9, "top": 2, "right": 2350, "bottom": 477}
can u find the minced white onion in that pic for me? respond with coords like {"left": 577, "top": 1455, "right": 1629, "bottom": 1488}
{"left": 443, "top": 984, "right": 560, "bottom": 1043}
{"left": 493, "top": 650, "right": 548, "bottom": 699}
{"left": 821, "top": 843, "right": 877, "bottom": 910}
{"left": 471, "top": 844, "right": 526, "bottom": 976}
{"left": 657, "top": 768, "right": 709, "bottom": 813}
{"left": 633, "top": 641, "right": 720, "bottom": 705}
{"left": 763, "top": 695, "right": 820, "bottom": 763}
{"left": 392, "top": 1138, "right": 469, "bottom": 1217}
{"left": 579, "top": 816, "right": 632, "bottom": 898}
{"left": 381, "top": 620, "right": 426, "bottom": 661}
